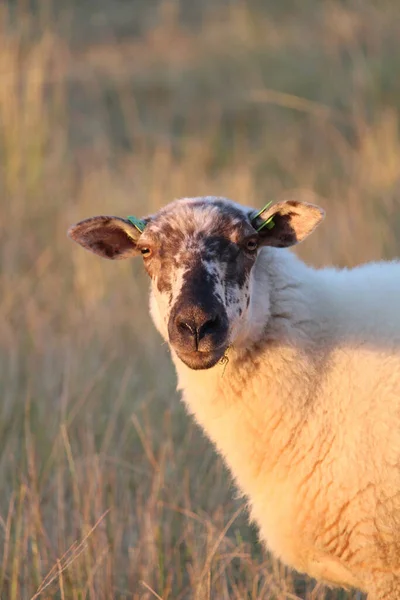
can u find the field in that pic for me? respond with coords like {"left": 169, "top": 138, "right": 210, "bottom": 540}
{"left": 1, "top": 0, "right": 400, "bottom": 597}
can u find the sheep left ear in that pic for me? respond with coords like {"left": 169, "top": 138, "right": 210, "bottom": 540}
{"left": 67, "top": 215, "right": 145, "bottom": 260}
{"left": 252, "top": 200, "right": 325, "bottom": 248}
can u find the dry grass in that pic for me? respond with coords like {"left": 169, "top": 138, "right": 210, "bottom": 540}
{"left": 0, "top": 0, "right": 399, "bottom": 597}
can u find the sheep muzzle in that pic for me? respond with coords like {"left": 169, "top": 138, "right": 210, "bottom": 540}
{"left": 168, "top": 299, "right": 229, "bottom": 370}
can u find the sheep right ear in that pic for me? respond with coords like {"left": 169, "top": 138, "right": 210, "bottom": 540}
{"left": 67, "top": 216, "right": 144, "bottom": 260}
{"left": 252, "top": 200, "right": 325, "bottom": 248}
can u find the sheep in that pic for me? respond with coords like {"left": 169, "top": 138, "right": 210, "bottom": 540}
{"left": 68, "top": 196, "right": 400, "bottom": 599}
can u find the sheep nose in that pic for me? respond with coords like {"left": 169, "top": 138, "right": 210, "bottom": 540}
{"left": 175, "top": 310, "right": 221, "bottom": 347}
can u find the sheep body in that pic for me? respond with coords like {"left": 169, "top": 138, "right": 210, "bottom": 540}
{"left": 164, "top": 248, "right": 400, "bottom": 597}
{"left": 68, "top": 197, "right": 400, "bottom": 599}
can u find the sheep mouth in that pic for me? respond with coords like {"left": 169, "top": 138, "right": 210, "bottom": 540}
{"left": 175, "top": 347, "right": 227, "bottom": 370}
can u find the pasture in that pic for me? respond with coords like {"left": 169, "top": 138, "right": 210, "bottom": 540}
{"left": 1, "top": 1, "right": 399, "bottom": 597}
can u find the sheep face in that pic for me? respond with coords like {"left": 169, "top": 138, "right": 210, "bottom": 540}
{"left": 145, "top": 198, "right": 259, "bottom": 370}
{"left": 68, "top": 196, "right": 324, "bottom": 370}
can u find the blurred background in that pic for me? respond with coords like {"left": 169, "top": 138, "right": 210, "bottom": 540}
{"left": 1, "top": 0, "right": 399, "bottom": 597}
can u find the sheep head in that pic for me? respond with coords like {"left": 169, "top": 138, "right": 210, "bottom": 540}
{"left": 68, "top": 196, "right": 324, "bottom": 370}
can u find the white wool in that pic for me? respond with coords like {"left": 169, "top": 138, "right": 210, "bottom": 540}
{"left": 156, "top": 247, "right": 400, "bottom": 599}
{"left": 68, "top": 195, "right": 400, "bottom": 599}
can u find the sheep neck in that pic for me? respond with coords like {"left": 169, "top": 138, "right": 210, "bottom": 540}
{"left": 172, "top": 248, "right": 325, "bottom": 494}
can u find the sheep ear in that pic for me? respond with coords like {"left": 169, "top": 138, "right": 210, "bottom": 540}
{"left": 252, "top": 200, "right": 325, "bottom": 248}
{"left": 67, "top": 216, "right": 145, "bottom": 260}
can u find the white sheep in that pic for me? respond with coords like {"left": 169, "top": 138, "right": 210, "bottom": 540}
{"left": 68, "top": 196, "right": 400, "bottom": 599}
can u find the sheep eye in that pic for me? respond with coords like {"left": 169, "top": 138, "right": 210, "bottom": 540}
{"left": 140, "top": 247, "right": 152, "bottom": 257}
{"left": 245, "top": 239, "right": 258, "bottom": 253}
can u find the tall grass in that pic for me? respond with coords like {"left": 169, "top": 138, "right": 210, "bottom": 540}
{"left": 0, "top": 0, "right": 399, "bottom": 597}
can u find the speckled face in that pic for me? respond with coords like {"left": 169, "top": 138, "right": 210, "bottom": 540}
{"left": 140, "top": 197, "right": 259, "bottom": 369}
{"left": 68, "top": 195, "right": 325, "bottom": 370}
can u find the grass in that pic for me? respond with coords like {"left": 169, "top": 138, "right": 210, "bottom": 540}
{"left": 0, "top": 0, "right": 400, "bottom": 597}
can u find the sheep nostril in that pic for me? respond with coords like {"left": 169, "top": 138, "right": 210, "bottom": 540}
{"left": 173, "top": 308, "right": 226, "bottom": 348}
{"left": 198, "top": 315, "right": 220, "bottom": 340}
{"left": 177, "top": 319, "right": 196, "bottom": 336}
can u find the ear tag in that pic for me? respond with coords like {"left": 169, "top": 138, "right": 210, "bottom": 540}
{"left": 127, "top": 216, "right": 146, "bottom": 233}
{"left": 251, "top": 201, "right": 275, "bottom": 232}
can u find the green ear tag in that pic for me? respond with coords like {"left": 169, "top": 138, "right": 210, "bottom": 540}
{"left": 251, "top": 201, "right": 275, "bottom": 232}
{"left": 256, "top": 217, "right": 275, "bottom": 232}
{"left": 127, "top": 216, "right": 146, "bottom": 233}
